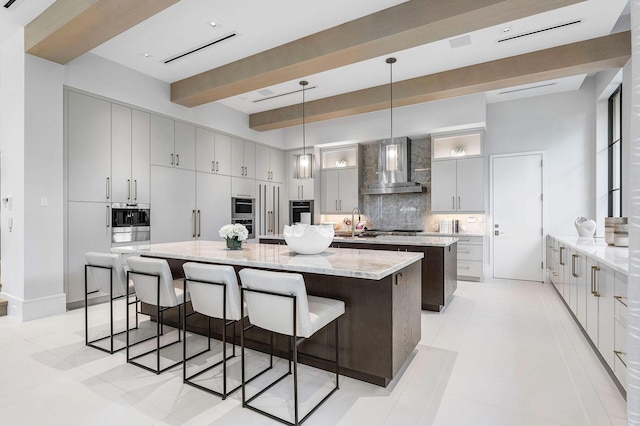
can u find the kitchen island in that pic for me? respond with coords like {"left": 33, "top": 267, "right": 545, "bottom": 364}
{"left": 260, "top": 234, "right": 457, "bottom": 311}
{"left": 113, "top": 240, "right": 423, "bottom": 386}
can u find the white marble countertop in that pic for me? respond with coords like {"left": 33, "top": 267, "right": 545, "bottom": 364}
{"left": 259, "top": 234, "right": 457, "bottom": 247}
{"left": 552, "top": 236, "right": 629, "bottom": 275}
{"left": 417, "top": 232, "right": 486, "bottom": 238}
{"left": 112, "top": 240, "right": 423, "bottom": 280}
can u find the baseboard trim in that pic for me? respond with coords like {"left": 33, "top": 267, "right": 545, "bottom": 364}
{"left": 0, "top": 292, "right": 66, "bottom": 322}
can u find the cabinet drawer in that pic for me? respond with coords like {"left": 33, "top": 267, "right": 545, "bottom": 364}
{"left": 456, "top": 236, "right": 482, "bottom": 245}
{"left": 457, "top": 244, "right": 482, "bottom": 261}
{"left": 458, "top": 260, "right": 482, "bottom": 278}
{"left": 614, "top": 318, "right": 627, "bottom": 389}
{"left": 614, "top": 296, "right": 628, "bottom": 326}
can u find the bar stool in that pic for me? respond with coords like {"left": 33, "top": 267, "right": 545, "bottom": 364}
{"left": 238, "top": 268, "right": 345, "bottom": 426}
{"left": 182, "top": 263, "right": 243, "bottom": 399}
{"left": 126, "top": 256, "right": 192, "bottom": 374}
{"left": 84, "top": 252, "right": 139, "bottom": 354}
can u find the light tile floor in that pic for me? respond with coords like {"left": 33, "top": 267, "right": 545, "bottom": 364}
{"left": 0, "top": 278, "right": 627, "bottom": 425}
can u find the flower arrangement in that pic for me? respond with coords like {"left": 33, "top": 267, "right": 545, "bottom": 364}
{"left": 219, "top": 223, "right": 249, "bottom": 250}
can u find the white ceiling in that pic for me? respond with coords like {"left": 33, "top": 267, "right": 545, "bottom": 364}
{"left": 0, "top": 0, "right": 630, "bottom": 118}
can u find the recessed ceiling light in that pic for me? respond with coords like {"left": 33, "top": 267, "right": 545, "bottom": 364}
{"left": 502, "top": 27, "right": 511, "bottom": 33}
{"left": 209, "top": 21, "right": 217, "bottom": 28}
{"left": 141, "top": 53, "right": 151, "bottom": 58}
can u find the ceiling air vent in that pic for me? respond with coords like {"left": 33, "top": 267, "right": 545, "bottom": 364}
{"left": 163, "top": 32, "right": 237, "bottom": 64}
{"left": 499, "top": 82, "right": 556, "bottom": 95}
{"left": 3, "top": 0, "right": 18, "bottom": 8}
{"left": 252, "top": 85, "right": 318, "bottom": 103}
{"left": 498, "top": 20, "right": 582, "bottom": 43}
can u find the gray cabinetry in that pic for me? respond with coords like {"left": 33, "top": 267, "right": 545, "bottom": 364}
{"left": 321, "top": 168, "right": 359, "bottom": 213}
{"left": 150, "top": 166, "right": 196, "bottom": 244}
{"left": 431, "top": 157, "right": 484, "bottom": 212}
{"left": 231, "top": 138, "right": 255, "bottom": 178}
{"left": 150, "top": 116, "right": 195, "bottom": 170}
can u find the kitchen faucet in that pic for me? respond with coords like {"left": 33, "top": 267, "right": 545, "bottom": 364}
{"left": 351, "top": 207, "right": 361, "bottom": 238}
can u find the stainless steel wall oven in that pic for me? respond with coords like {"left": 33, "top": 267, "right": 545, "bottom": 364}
{"left": 111, "top": 203, "right": 150, "bottom": 244}
{"left": 231, "top": 197, "right": 255, "bottom": 239}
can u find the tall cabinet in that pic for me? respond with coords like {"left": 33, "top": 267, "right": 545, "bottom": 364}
{"left": 431, "top": 131, "right": 485, "bottom": 213}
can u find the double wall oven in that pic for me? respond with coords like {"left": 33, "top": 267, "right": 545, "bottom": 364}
{"left": 231, "top": 197, "right": 255, "bottom": 239}
{"left": 111, "top": 203, "right": 150, "bottom": 244}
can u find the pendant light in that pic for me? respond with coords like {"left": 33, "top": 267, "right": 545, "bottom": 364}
{"left": 296, "top": 80, "right": 313, "bottom": 179}
{"left": 385, "top": 57, "right": 400, "bottom": 172}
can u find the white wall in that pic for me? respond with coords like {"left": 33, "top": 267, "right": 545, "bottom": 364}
{"left": 280, "top": 93, "right": 487, "bottom": 149}
{"left": 65, "top": 53, "right": 285, "bottom": 148}
{"left": 485, "top": 80, "right": 597, "bottom": 238}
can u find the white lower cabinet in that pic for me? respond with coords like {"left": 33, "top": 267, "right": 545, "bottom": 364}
{"left": 571, "top": 249, "right": 588, "bottom": 328}
{"left": 613, "top": 272, "right": 627, "bottom": 389}
{"left": 196, "top": 172, "right": 231, "bottom": 240}
{"left": 67, "top": 201, "right": 112, "bottom": 304}
{"left": 150, "top": 166, "right": 196, "bottom": 244}
{"left": 456, "top": 236, "right": 483, "bottom": 280}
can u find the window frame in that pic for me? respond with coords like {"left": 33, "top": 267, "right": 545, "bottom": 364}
{"left": 608, "top": 84, "right": 622, "bottom": 217}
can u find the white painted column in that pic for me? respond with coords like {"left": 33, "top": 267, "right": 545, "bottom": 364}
{"left": 628, "top": 1, "right": 640, "bottom": 422}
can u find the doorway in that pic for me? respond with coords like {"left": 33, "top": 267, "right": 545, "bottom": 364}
{"left": 491, "top": 153, "right": 543, "bottom": 281}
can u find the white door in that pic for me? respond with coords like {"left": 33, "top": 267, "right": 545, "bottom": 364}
{"left": 492, "top": 153, "right": 543, "bottom": 281}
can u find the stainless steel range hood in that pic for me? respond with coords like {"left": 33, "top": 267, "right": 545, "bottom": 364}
{"left": 361, "top": 137, "right": 423, "bottom": 195}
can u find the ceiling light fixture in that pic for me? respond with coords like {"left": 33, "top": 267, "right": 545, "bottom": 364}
{"left": 141, "top": 52, "right": 151, "bottom": 58}
{"left": 209, "top": 21, "right": 217, "bottom": 27}
{"left": 296, "top": 81, "right": 313, "bottom": 179}
{"left": 384, "top": 57, "right": 400, "bottom": 172}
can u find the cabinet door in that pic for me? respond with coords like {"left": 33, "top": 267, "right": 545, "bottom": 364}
{"left": 321, "top": 170, "right": 340, "bottom": 213}
{"left": 67, "top": 201, "right": 112, "bottom": 304}
{"left": 431, "top": 160, "right": 457, "bottom": 212}
{"left": 574, "top": 251, "right": 588, "bottom": 328}
{"left": 68, "top": 91, "right": 112, "bottom": 202}
{"left": 585, "top": 257, "right": 599, "bottom": 345}
{"left": 338, "top": 168, "right": 359, "bottom": 212}
{"left": 597, "top": 263, "right": 615, "bottom": 368}
{"left": 195, "top": 127, "right": 215, "bottom": 173}
{"left": 255, "top": 144, "right": 270, "bottom": 181}
{"left": 196, "top": 172, "right": 231, "bottom": 240}
{"left": 150, "top": 166, "right": 196, "bottom": 243}
{"left": 111, "top": 104, "right": 132, "bottom": 203}
{"left": 456, "top": 157, "right": 484, "bottom": 211}
{"left": 174, "top": 121, "right": 196, "bottom": 170}
{"left": 231, "top": 177, "right": 256, "bottom": 198}
{"left": 131, "top": 110, "right": 150, "bottom": 204}
{"left": 243, "top": 141, "right": 256, "bottom": 179}
{"left": 231, "top": 138, "right": 245, "bottom": 177}
{"left": 270, "top": 148, "right": 285, "bottom": 183}
{"left": 150, "top": 114, "right": 175, "bottom": 167}
{"left": 214, "top": 133, "right": 232, "bottom": 176}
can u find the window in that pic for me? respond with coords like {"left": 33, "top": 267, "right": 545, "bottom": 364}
{"left": 608, "top": 85, "right": 622, "bottom": 217}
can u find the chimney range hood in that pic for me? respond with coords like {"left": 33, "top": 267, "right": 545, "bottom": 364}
{"left": 361, "top": 137, "right": 423, "bottom": 195}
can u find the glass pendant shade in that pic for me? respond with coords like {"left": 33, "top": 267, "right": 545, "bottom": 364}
{"left": 385, "top": 144, "right": 400, "bottom": 172}
{"left": 296, "top": 153, "right": 313, "bottom": 179}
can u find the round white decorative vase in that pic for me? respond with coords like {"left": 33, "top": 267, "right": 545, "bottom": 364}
{"left": 283, "top": 224, "right": 334, "bottom": 255}
{"left": 574, "top": 217, "right": 596, "bottom": 237}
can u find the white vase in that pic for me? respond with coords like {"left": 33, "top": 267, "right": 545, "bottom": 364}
{"left": 574, "top": 217, "right": 596, "bottom": 237}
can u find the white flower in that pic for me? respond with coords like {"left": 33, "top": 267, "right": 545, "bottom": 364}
{"left": 219, "top": 223, "right": 249, "bottom": 241}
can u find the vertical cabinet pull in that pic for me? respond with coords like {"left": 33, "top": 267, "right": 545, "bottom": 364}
{"left": 192, "top": 210, "right": 196, "bottom": 237}
{"left": 106, "top": 205, "right": 110, "bottom": 228}
{"left": 197, "top": 210, "right": 201, "bottom": 237}
{"left": 171, "top": 154, "right": 174, "bottom": 165}
{"left": 106, "top": 177, "right": 110, "bottom": 200}
{"left": 591, "top": 265, "right": 600, "bottom": 296}
{"left": 212, "top": 161, "right": 215, "bottom": 172}
{"left": 276, "top": 186, "right": 280, "bottom": 233}
{"left": 571, "top": 254, "right": 578, "bottom": 277}
{"left": 134, "top": 180, "right": 138, "bottom": 201}
{"left": 335, "top": 200, "right": 338, "bottom": 211}
{"left": 559, "top": 247, "right": 565, "bottom": 265}
{"left": 452, "top": 196, "right": 455, "bottom": 209}
{"left": 457, "top": 196, "right": 460, "bottom": 210}
{"left": 127, "top": 179, "right": 131, "bottom": 200}
{"left": 216, "top": 161, "right": 219, "bottom": 172}
{"left": 176, "top": 154, "right": 180, "bottom": 166}
{"left": 301, "top": 185, "right": 304, "bottom": 199}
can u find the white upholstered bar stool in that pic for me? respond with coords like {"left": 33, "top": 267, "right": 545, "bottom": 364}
{"left": 84, "top": 252, "right": 139, "bottom": 354}
{"left": 126, "top": 256, "right": 193, "bottom": 374}
{"left": 238, "top": 268, "right": 345, "bottom": 426}
{"left": 182, "top": 263, "right": 244, "bottom": 399}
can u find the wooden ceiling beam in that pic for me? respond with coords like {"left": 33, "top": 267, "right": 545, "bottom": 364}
{"left": 171, "top": 0, "right": 585, "bottom": 107}
{"left": 249, "top": 31, "right": 631, "bottom": 131}
{"left": 25, "top": 0, "right": 180, "bottom": 64}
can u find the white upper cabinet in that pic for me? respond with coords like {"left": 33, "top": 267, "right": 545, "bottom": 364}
{"left": 231, "top": 138, "right": 256, "bottom": 179}
{"left": 67, "top": 91, "right": 112, "bottom": 202}
{"left": 214, "top": 133, "right": 232, "bottom": 176}
{"left": 321, "top": 168, "right": 358, "bottom": 214}
{"left": 196, "top": 127, "right": 215, "bottom": 173}
{"left": 150, "top": 115, "right": 195, "bottom": 170}
{"left": 111, "top": 106, "right": 150, "bottom": 204}
{"left": 256, "top": 145, "right": 285, "bottom": 183}
{"left": 431, "top": 157, "right": 484, "bottom": 212}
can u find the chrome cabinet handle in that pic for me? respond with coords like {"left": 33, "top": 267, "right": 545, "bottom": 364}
{"left": 614, "top": 350, "right": 627, "bottom": 367}
{"left": 452, "top": 196, "right": 455, "bottom": 209}
{"left": 457, "top": 196, "right": 460, "bottom": 209}
{"left": 127, "top": 179, "right": 131, "bottom": 200}
{"left": 301, "top": 185, "right": 304, "bottom": 199}
{"left": 559, "top": 247, "right": 565, "bottom": 265}
{"left": 106, "top": 177, "right": 110, "bottom": 200}
{"left": 106, "top": 205, "right": 110, "bottom": 228}
{"left": 171, "top": 154, "right": 174, "bottom": 165}
{"left": 212, "top": 161, "right": 215, "bottom": 173}
{"left": 176, "top": 154, "right": 180, "bottom": 166}
{"left": 614, "top": 295, "right": 628, "bottom": 307}
{"left": 277, "top": 186, "right": 280, "bottom": 233}
{"left": 339, "top": 200, "right": 342, "bottom": 211}
{"left": 571, "top": 254, "right": 577, "bottom": 277}
{"left": 216, "top": 161, "right": 219, "bottom": 172}
{"left": 134, "top": 180, "right": 138, "bottom": 201}
{"left": 591, "top": 265, "right": 600, "bottom": 296}
{"left": 197, "top": 210, "right": 201, "bottom": 237}
{"left": 335, "top": 200, "right": 338, "bottom": 211}
{"left": 192, "top": 210, "right": 196, "bottom": 237}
